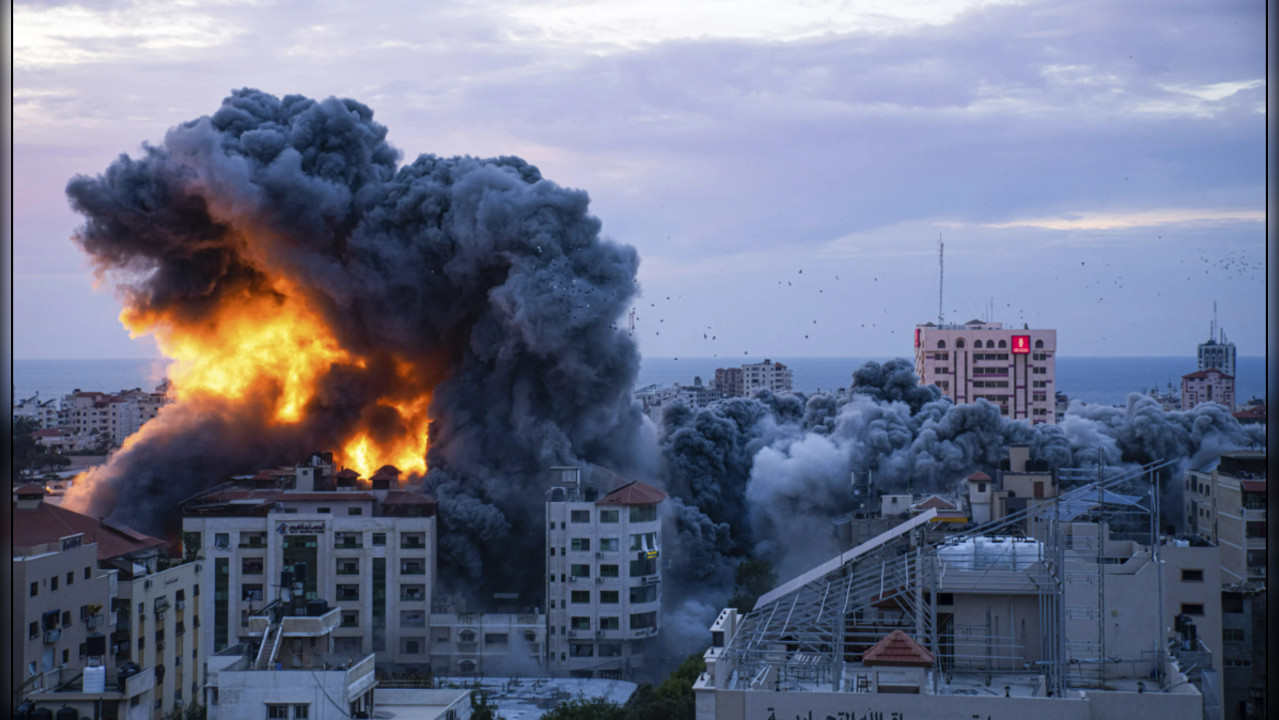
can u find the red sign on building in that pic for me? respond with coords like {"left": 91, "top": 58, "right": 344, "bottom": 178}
{"left": 1011, "top": 335, "right": 1030, "bottom": 354}
{"left": 915, "top": 328, "right": 921, "bottom": 347}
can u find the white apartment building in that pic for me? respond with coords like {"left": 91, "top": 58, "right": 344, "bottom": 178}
{"left": 182, "top": 454, "right": 438, "bottom": 668}
{"left": 1181, "top": 369, "right": 1235, "bottom": 412}
{"left": 634, "top": 378, "right": 723, "bottom": 421}
{"left": 14, "top": 394, "right": 63, "bottom": 428}
{"left": 60, "top": 386, "right": 172, "bottom": 445}
{"left": 741, "top": 359, "right": 793, "bottom": 395}
{"left": 1197, "top": 332, "right": 1236, "bottom": 378}
{"left": 545, "top": 467, "right": 666, "bottom": 679}
{"left": 914, "top": 320, "right": 1058, "bottom": 424}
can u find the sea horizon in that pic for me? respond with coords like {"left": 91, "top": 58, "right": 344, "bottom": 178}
{"left": 14, "top": 354, "right": 1267, "bottom": 410}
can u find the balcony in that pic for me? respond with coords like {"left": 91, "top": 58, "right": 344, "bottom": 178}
{"left": 400, "top": 564, "right": 427, "bottom": 576}
{"left": 400, "top": 593, "right": 426, "bottom": 602}
{"left": 154, "top": 598, "right": 171, "bottom": 613}
{"left": 400, "top": 540, "right": 426, "bottom": 550}
{"left": 336, "top": 565, "right": 360, "bottom": 576}
{"left": 44, "top": 629, "right": 62, "bottom": 643}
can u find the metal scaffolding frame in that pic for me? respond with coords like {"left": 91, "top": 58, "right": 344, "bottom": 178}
{"left": 720, "top": 458, "right": 1176, "bottom": 697}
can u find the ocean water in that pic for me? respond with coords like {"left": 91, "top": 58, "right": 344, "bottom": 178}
{"left": 13, "top": 355, "right": 1266, "bottom": 409}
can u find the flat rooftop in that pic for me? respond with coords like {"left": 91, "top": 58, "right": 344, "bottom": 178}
{"left": 431, "top": 676, "right": 636, "bottom": 720}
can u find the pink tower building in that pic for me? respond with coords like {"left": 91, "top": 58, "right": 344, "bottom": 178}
{"left": 913, "top": 320, "right": 1058, "bottom": 424}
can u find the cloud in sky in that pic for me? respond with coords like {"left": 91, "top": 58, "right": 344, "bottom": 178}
{"left": 13, "top": 0, "right": 1265, "bottom": 358}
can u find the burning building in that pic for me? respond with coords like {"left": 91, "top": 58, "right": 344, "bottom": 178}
{"left": 62, "top": 88, "right": 648, "bottom": 603}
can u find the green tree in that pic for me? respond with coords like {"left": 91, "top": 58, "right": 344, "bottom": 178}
{"left": 542, "top": 694, "right": 629, "bottom": 720}
{"left": 728, "top": 558, "right": 778, "bottom": 613}
{"left": 182, "top": 531, "right": 204, "bottom": 563}
{"left": 469, "top": 687, "right": 504, "bottom": 720}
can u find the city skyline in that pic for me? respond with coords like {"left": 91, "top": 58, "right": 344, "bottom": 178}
{"left": 13, "top": 0, "right": 1266, "bottom": 360}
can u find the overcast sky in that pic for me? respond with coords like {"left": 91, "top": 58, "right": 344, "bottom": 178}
{"left": 13, "top": 0, "right": 1266, "bottom": 360}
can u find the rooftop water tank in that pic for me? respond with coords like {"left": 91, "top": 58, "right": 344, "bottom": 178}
{"left": 83, "top": 665, "right": 106, "bottom": 693}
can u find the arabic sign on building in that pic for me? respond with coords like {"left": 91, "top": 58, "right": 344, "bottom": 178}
{"left": 61, "top": 534, "right": 84, "bottom": 551}
{"left": 277, "top": 522, "right": 325, "bottom": 535}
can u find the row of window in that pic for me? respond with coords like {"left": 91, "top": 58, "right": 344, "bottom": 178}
{"left": 934, "top": 339, "right": 1046, "bottom": 350}
{"left": 28, "top": 566, "right": 94, "bottom": 597}
{"left": 562, "top": 505, "right": 658, "bottom": 524}
{"left": 212, "top": 529, "right": 422, "bottom": 549}
{"left": 267, "top": 705, "right": 309, "bottom": 720}
{"left": 551, "top": 587, "right": 660, "bottom": 606}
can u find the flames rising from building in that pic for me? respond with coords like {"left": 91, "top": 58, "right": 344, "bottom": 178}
{"left": 61, "top": 89, "right": 648, "bottom": 597}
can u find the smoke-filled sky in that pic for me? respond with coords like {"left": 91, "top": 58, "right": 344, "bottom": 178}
{"left": 13, "top": 0, "right": 1267, "bottom": 359}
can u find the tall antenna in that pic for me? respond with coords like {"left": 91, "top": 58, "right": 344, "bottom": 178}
{"left": 1213, "top": 300, "right": 1217, "bottom": 342}
{"left": 938, "top": 234, "right": 944, "bottom": 325}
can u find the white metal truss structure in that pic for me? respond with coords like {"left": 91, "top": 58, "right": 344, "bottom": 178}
{"left": 720, "top": 459, "right": 1176, "bottom": 698}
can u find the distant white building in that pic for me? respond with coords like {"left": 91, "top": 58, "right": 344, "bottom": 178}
{"left": 634, "top": 378, "right": 723, "bottom": 421}
{"left": 741, "top": 359, "right": 792, "bottom": 395}
{"left": 59, "top": 385, "right": 172, "bottom": 445}
{"left": 14, "top": 394, "right": 62, "bottom": 429}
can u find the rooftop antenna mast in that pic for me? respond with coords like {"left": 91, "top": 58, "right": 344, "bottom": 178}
{"left": 1212, "top": 300, "right": 1217, "bottom": 342}
{"left": 938, "top": 234, "right": 944, "bottom": 325}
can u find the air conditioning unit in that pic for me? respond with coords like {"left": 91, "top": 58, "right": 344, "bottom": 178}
{"left": 144, "top": 580, "right": 153, "bottom": 589}
{"left": 595, "top": 577, "right": 604, "bottom": 584}
{"left": 569, "top": 576, "right": 577, "bottom": 582}
{"left": 595, "top": 552, "right": 604, "bottom": 558}
{"left": 595, "top": 630, "right": 605, "bottom": 637}
{"left": 275, "top": 502, "right": 285, "bottom": 510}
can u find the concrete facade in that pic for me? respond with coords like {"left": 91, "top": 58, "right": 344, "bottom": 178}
{"left": 182, "top": 456, "right": 438, "bottom": 667}
{"left": 1181, "top": 368, "right": 1235, "bottom": 412}
{"left": 545, "top": 467, "right": 665, "bottom": 679}
{"left": 914, "top": 320, "right": 1057, "bottom": 423}
{"left": 741, "top": 359, "right": 793, "bottom": 395}
{"left": 1184, "top": 451, "right": 1266, "bottom": 585}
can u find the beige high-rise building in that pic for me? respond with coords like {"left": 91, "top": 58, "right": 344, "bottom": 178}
{"left": 914, "top": 320, "right": 1057, "bottom": 424}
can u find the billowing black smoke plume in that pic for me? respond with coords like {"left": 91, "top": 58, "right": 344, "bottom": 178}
{"left": 65, "top": 89, "right": 649, "bottom": 599}
{"left": 659, "top": 359, "right": 1265, "bottom": 585}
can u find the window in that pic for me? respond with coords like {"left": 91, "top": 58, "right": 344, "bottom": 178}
{"left": 85, "top": 567, "right": 91, "bottom": 580}
{"left": 29, "top": 621, "right": 38, "bottom": 638}
{"left": 317, "top": 507, "right": 330, "bottom": 514}
{"left": 67, "top": 571, "right": 74, "bottom": 585}
{"left": 1035, "top": 339, "right": 1044, "bottom": 349}
{"left": 629, "top": 505, "right": 658, "bottom": 523}
{"left": 630, "top": 585, "right": 658, "bottom": 603}
{"left": 268, "top": 705, "right": 289, "bottom": 720}
{"left": 571, "top": 564, "right": 591, "bottom": 578}
{"left": 63, "top": 649, "right": 70, "bottom": 664}
{"left": 214, "top": 533, "right": 229, "bottom": 549}
{"left": 1223, "top": 629, "right": 1244, "bottom": 642}
{"left": 937, "top": 340, "right": 946, "bottom": 349}
{"left": 459, "top": 660, "right": 476, "bottom": 673}
{"left": 571, "top": 617, "right": 591, "bottom": 630}
{"left": 337, "top": 559, "right": 359, "bottom": 575}
{"left": 600, "top": 590, "right": 619, "bottom": 604}
{"left": 336, "top": 585, "right": 359, "bottom": 601}
{"left": 600, "top": 564, "right": 619, "bottom": 578}
{"left": 341, "top": 611, "right": 358, "bottom": 628}
{"left": 1246, "top": 522, "right": 1266, "bottom": 539}
{"left": 292, "top": 706, "right": 309, "bottom": 719}
{"left": 571, "top": 591, "right": 591, "bottom": 604}
{"left": 570, "top": 510, "right": 591, "bottom": 523}
{"left": 997, "top": 340, "right": 1006, "bottom": 348}
{"left": 1180, "top": 603, "right": 1204, "bottom": 616}
{"left": 599, "top": 616, "right": 620, "bottom": 630}
{"left": 600, "top": 538, "right": 620, "bottom": 552}
{"left": 629, "top": 611, "right": 657, "bottom": 629}
{"left": 571, "top": 538, "right": 592, "bottom": 552}
{"left": 348, "top": 507, "right": 362, "bottom": 516}
{"left": 242, "top": 585, "right": 264, "bottom": 602}
{"left": 1181, "top": 569, "right": 1204, "bottom": 582}
{"left": 63, "top": 611, "right": 72, "bottom": 627}
{"left": 956, "top": 339, "right": 965, "bottom": 348}
{"left": 372, "top": 533, "right": 386, "bottom": 546}
{"left": 194, "top": 584, "right": 199, "bottom": 597}
{"left": 459, "top": 630, "right": 476, "bottom": 642}
{"left": 599, "top": 509, "right": 620, "bottom": 523}
{"left": 629, "top": 532, "right": 657, "bottom": 552}
{"left": 484, "top": 633, "right": 508, "bottom": 645}
{"left": 599, "top": 643, "right": 622, "bottom": 657}
{"left": 31, "top": 582, "right": 38, "bottom": 597}
{"left": 242, "top": 558, "right": 264, "bottom": 575}
{"left": 977, "top": 483, "right": 986, "bottom": 492}
{"left": 51, "top": 576, "right": 58, "bottom": 591}
{"left": 569, "top": 643, "right": 594, "bottom": 657}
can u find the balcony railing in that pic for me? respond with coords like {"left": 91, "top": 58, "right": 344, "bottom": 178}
{"left": 400, "top": 565, "right": 426, "bottom": 575}
{"left": 336, "top": 566, "right": 360, "bottom": 576}
{"left": 44, "top": 629, "right": 62, "bottom": 644}
{"left": 400, "top": 594, "right": 426, "bottom": 602}
{"left": 400, "top": 540, "right": 426, "bottom": 550}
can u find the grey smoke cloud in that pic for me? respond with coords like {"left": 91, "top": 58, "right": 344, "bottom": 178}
{"left": 657, "top": 360, "right": 1264, "bottom": 582}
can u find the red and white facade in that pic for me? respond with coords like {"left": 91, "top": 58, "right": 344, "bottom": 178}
{"left": 1181, "top": 368, "right": 1235, "bottom": 411}
{"left": 913, "top": 320, "right": 1057, "bottom": 424}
